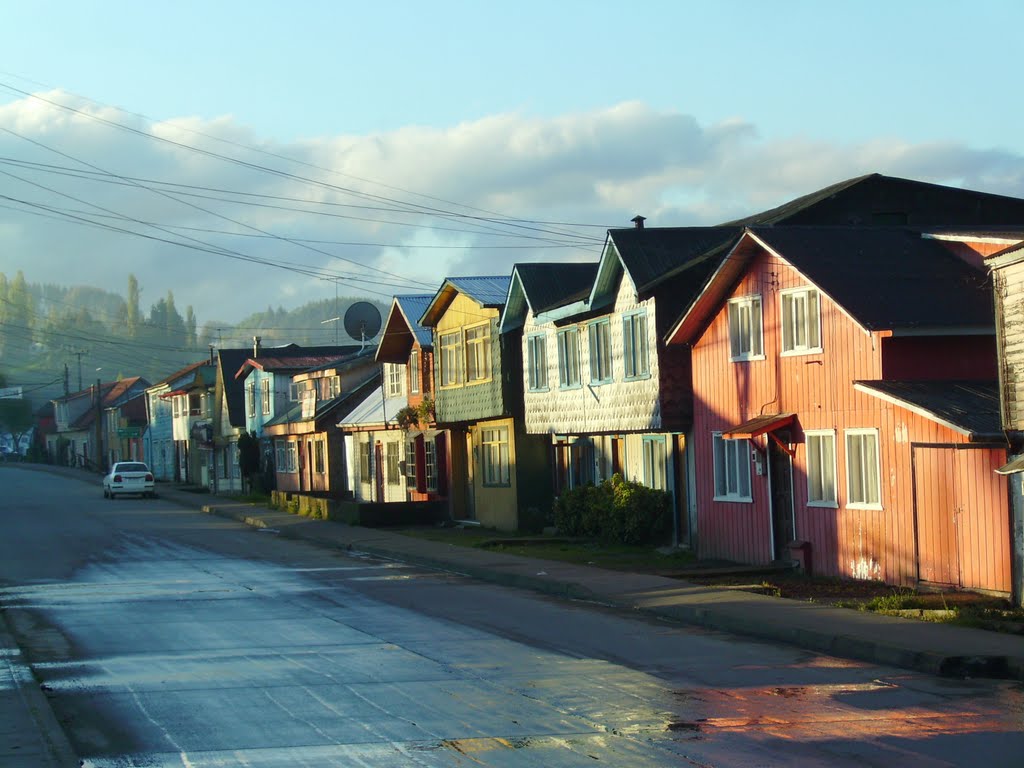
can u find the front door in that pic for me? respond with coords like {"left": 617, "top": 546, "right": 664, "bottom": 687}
{"left": 768, "top": 433, "right": 794, "bottom": 561}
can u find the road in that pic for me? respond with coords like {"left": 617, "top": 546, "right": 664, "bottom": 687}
{"left": 1, "top": 465, "right": 1023, "bottom": 767}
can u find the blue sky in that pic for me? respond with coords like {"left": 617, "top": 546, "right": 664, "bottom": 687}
{"left": 2, "top": 0, "right": 1023, "bottom": 328}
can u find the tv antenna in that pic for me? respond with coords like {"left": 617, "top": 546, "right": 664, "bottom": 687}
{"left": 343, "top": 302, "right": 382, "bottom": 350}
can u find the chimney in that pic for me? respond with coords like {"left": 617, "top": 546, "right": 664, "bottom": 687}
{"left": 253, "top": 336, "right": 261, "bottom": 358}
{"left": 631, "top": 215, "right": 646, "bottom": 229}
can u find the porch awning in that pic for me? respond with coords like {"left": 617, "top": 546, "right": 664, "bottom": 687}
{"left": 159, "top": 389, "right": 187, "bottom": 399}
{"left": 722, "top": 413, "right": 795, "bottom": 440}
{"left": 996, "top": 454, "right": 1024, "bottom": 475}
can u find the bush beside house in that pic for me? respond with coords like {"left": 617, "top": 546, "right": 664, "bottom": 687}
{"left": 554, "top": 474, "right": 671, "bottom": 545}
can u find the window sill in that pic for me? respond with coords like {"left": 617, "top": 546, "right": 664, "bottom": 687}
{"left": 781, "top": 348, "right": 824, "bottom": 358}
{"left": 623, "top": 372, "right": 652, "bottom": 382}
{"left": 713, "top": 495, "right": 753, "bottom": 503}
{"left": 588, "top": 379, "right": 614, "bottom": 387}
{"left": 729, "top": 355, "right": 765, "bottom": 363}
{"left": 482, "top": 483, "right": 512, "bottom": 489}
{"left": 466, "top": 378, "right": 493, "bottom": 387}
{"left": 845, "top": 503, "right": 883, "bottom": 511}
{"left": 528, "top": 388, "right": 551, "bottom": 394}
{"left": 558, "top": 383, "right": 583, "bottom": 391}
{"left": 807, "top": 501, "right": 839, "bottom": 509}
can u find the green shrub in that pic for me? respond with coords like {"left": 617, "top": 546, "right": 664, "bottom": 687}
{"left": 553, "top": 474, "right": 671, "bottom": 545}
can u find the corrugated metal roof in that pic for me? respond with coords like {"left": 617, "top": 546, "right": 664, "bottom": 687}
{"left": 750, "top": 226, "right": 994, "bottom": 330}
{"left": 446, "top": 276, "right": 512, "bottom": 307}
{"left": 335, "top": 386, "right": 406, "bottom": 428}
{"left": 853, "top": 380, "right": 1001, "bottom": 439}
{"left": 395, "top": 295, "right": 434, "bottom": 348}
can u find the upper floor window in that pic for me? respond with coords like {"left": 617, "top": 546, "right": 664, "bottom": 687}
{"left": 728, "top": 296, "right": 763, "bottom": 361}
{"left": 439, "top": 330, "right": 463, "bottom": 387}
{"left": 557, "top": 327, "right": 581, "bottom": 389}
{"left": 588, "top": 319, "right": 612, "bottom": 384}
{"left": 806, "top": 430, "right": 837, "bottom": 507}
{"left": 527, "top": 334, "right": 548, "bottom": 391}
{"left": 781, "top": 287, "right": 822, "bottom": 355}
{"left": 385, "top": 363, "right": 405, "bottom": 398}
{"left": 409, "top": 349, "right": 420, "bottom": 395}
{"left": 465, "top": 323, "right": 491, "bottom": 383}
{"left": 480, "top": 426, "right": 510, "bottom": 486}
{"left": 260, "top": 379, "right": 271, "bottom": 414}
{"left": 623, "top": 311, "right": 650, "bottom": 379}
{"left": 713, "top": 432, "right": 751, "bottom": 502}
{"left": 246, "top": 382, "right": 255, "bottom": 418}
{"left": 845, "top": 429, "right": 881, "bottom": 508}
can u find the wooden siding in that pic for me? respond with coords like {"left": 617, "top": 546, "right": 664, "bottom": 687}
{"left": 522, "top": 274, "right": 662, "bottom": 435}
{"left": 691, "top": 249, "right": 1011, "bottom": 592}
{"left": 994, "top": 260, "right": 1024, "bottom": 430}
{"left": 433, "top": 294, "right": 505, "bottom": 424}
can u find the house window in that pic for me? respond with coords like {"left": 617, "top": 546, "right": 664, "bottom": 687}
{"left": 359, "top": 441, "right": 372, "bottom": 484}
{"left": 713, "top": 432, "right": 752, "bottom": 501}
{"left": 480, "top": 426, "right": 510, "bottom": 486}
{"left": 845, "top": 429, "right": 881, "bottom": 508}
{"left": 275, "top": 441, "right": 286, "bottom": 470}
{"left": 527, "top": 334, "right": 548, "bottom": 391}
{"left": 289, "top": 382, "right": 300, "bottom": 401}
{"left": 439, "top": 330, "right": 463, "bottom": 387}
{"left": 642, "top": 435, "right": 666, "bottom": 490}
{"left": 286, "top": 441, "right": 297, "bottom": 473}
{"left": 557, "top": 327, "right": 581, "bottom": 388}
{"left": 172, "top": 397, "right": 180, "bottom": 418}
{"left": 314, "top": 439, "right": 325, "bottom": 474}
{"left": 386, "top": 363, "right": 405, "bottom": 398}
{"left": 424, "top": 439, "right": 438, "bottom": 491}
{"left": 588, "top": 319, "right": 612, "bottom": 384}
{"left": 728, "top": 296, "right": 763, "bottom": 361}
{"left": 409, "top": 349, "right": 420, "bottom": 395}
{"left": 324, "top": 376, "right": 341, "bottom": 399}
{"left": 261, "top": 379, "right": 271, "bottom": 414}
{"left": 806, "top": 430, "right": 837, "bottom": 506}
{"left": 386, "top": 441, "right": 400, "bottom": 484}
{"left": 781, "top": 287, "right": 821, "bottom": 355}
{"left": 246, "top": 382, "right": 255, "bottom": 418}
{"left": 623, "top": 311, "right": 650, "bottom": 379}
{"left": 405, "top": 438, "right": 417, "bottom": 482}
{"left": 465, "top": 323, "right": 491, "bottom": 383}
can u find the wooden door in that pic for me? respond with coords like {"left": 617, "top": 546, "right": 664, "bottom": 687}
{"left": 914, "top": 447, "right": 961, "bottom": 587}
{"left": 768, "top": 435, "right": 794, "bottom": 561}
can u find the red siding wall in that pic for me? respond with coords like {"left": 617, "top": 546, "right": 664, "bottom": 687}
{"left": 690, "top": 249, "right": 1010, "bottom": 592}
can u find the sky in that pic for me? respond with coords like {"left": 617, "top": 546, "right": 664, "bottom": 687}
{"left": 3, "top": 0, "right": 1024, "bottom": 330}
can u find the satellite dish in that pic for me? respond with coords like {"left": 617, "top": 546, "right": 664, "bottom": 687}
{"left": 343, "top": 301, "right": 382, "bottom": 349}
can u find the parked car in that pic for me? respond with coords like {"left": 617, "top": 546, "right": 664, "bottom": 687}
{"left": 102, "top": 461, "right": 156, "bottom": 499}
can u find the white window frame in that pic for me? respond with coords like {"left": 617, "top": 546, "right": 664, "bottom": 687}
{"left": 588, "top": 319, "right": 613, "bottom": 384}
{"left": 424, "top": 438, "right": 438, "bottom": 491}
{"left": 727, "top": 295, "right": 764, "bottom": 362}
{"left": 623, "top": 311, "right": 650, "bottom": 380}
{"left": 246, "top": 382, "right": 255, "bottom": 418}
{"left": 845, "top": 428, "right": 882, "bottom": 509}
{"left": 526, "top": 333, "right": 548, "bottom": 391}
{"left": 805, "top": 429, "right": 837, "bottom": 507}
{"left": 405, "top": 438, "right": 417, "bottom": 482}
{"left": 642, "top": 435, "right": 666, "bottom": 490}
{"left": 286, "top": 441, "right": 297, "bottom": 473}
{"left": 386, "top": 440, "right": 400, "bottom": 484}
{"left": 260, "top": 379, "right": 271, "bottom": 415}
{"left": 712, "top": 432, "right": 752, "bottom": 502}
{"left": 385, "top": 363, "right": 405, "bottom": 398}
{"left": 314, "top": 439, "right": 325, "bottom": 474}
{"left": 464, "top": 322, "right": 492, "bottom": 383}
{"left": 409, "top": 349, "right": 420, "bottom": 395}
{"left": 557, "top": 327, "right": 581, "bottom": 389}
{"left": 439, "top": 330, "right": 463, "bottom": 387}
{"left": 480, "top": 426, "right": 511, "bottom": 486}
{"left": 781, "top": 287, "right": 822, "bottom": 356}
{"left": 359, "top": 441, "right": 372, "bottom": 484}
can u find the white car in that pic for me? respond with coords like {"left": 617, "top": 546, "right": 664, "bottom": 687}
{"left": 103, "top": 461, "right": 156, "bottom": 499}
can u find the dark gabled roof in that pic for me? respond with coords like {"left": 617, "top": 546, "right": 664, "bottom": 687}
{"left": 749, "top": 226, "right": 994, "bottom": 330}
{"left": 727, "top": 173, "right": 1024, "bottom": 227}
{"left": 216, "top": 347, "right": 253, "bottom": 428}
{"left": 151, "top": 360, "right": 210, "bottom": 389}
{"left": 607, "top": 226, "right": 743, "bottom": 295}
{"left": 853, "top": 380, "right": 1001, "bottom": 440}
{"left": 262, "top": 372, "right": 382, "bottom": 430}
{"left": 516, "top": 262, "right": 598, "bottom": 314}
{"left": 395, "top": 295, "right": 434, "bottom": 348}
{"left": 235, "top": 345, "right": 364, "bottom": 379}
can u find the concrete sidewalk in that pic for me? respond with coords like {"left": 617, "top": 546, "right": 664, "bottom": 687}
{"left": 155, "top": 485, "right": 1024, "bottom": 683}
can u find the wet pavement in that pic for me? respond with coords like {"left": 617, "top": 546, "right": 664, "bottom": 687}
{"left": 3, "top": 464, "right": 1024, "bottom": 767}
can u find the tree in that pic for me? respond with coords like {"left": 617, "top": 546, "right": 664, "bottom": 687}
{"left": 126, "top": 274, "right": 141, "bottom": 338}
{"left": 185, "top": 305, "right": 197, "bottom": 350}
{"left": 237, "top": 432, "right": 262, "bottom": 494}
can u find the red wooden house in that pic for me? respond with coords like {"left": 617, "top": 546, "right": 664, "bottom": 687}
{"left": 669, "top": 226, "right": 1014, "bottom": 595}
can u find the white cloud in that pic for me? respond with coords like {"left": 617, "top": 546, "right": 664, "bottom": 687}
{"left": 3, "top": 90, "right": 1024, "bottom": 324}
